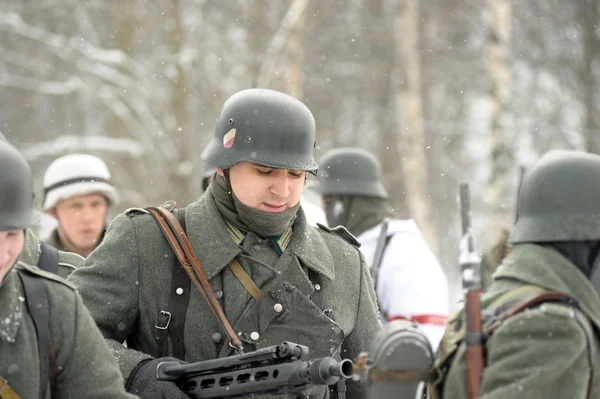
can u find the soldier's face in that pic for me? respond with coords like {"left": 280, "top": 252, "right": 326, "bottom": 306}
{"left": 51, "top": 193, "right": 108, "bottom": 251}
{"left": 220, "top": 162, "right": 306, "bottom": 212}
{"left": 0, "top": 230, "right": 24, "bottom": 284}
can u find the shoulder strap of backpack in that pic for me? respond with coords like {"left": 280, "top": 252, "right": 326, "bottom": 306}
{"left": 16, "top": 270, "right": 58, "bottom": 399}
{"left": 39, "top": 243, "right": 59, "bottom": 275}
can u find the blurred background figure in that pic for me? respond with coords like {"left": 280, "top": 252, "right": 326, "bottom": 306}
{"left": 43, "top": 154, "right": 119, "bottom": 257}
{"left": 316, "top": 147, "right": 449, "bottom": 350}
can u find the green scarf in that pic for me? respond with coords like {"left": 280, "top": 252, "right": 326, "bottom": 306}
{"left": 212, "top": 173, "right": 299, "bottom": 238}
{"left": 323, "top": 195, "right": 400, "bottom": 237}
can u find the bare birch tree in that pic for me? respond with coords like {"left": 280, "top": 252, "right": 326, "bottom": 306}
{"left": 394, "top": 0, "right": 438, "bottom": 254}
{"left": 484, "top": 0, "right": 513, "bottom": 229}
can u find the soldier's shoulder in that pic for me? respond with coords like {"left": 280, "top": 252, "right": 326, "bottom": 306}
{"left": 16, "top": 261, "right": 77, "bottom": 291}
{"left": 316, "top": 223, "right": 361, "bottom": 248}
{"left": 57, "top": 250, "right": 84, "bottom": 269}
{"left": 124, "top": 200, "right": 178, "bottom": 218}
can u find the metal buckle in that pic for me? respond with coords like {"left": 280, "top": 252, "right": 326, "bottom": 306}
{"left": 155, "top": 310, "right": 172, "bottom": 330}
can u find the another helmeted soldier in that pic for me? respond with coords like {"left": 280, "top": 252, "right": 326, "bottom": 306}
{"left": 315, "top": 147, "right": 449, "bottom": 351}
{"left": 69, "top": 89, "right": 381, "bottom": 398}
{"left": 0, "top": 140, "right": 136, "bottom": 399}
{"left": 42, "top": 154, "right": 118, "bottom": 257}
{"left": 0, "top": 133, "right": 84, "bottom": 278}
{"left": 431, "top": 150, "right": 600, "bottom": 398}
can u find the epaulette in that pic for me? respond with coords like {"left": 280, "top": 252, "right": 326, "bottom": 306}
{"left": 16, "top": 261, "right": 77, "bottom": 290}
{"left": 125, "top": 207, "right": 150, "bottom": 217}
{"left": 158, "top": 200, "right": 177, "bottom": 211}
{"left": 316, "top": 223, "right": 361, "bottom": 248}
{"left": 57, "top": 251, "right": 85, "bottom": 270}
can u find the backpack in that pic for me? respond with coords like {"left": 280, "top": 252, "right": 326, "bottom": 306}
{"left": 428, "top": 285, "right": 596, "bottom": 399}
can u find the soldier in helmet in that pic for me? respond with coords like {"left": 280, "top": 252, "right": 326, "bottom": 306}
{"left": 42, "top": 153, "right": 119, "bottom": 258}
{"left": 315, "top": 148, "right": 449, "bottom": 351}
{"left": 0, "top": 140, "right": 136, "bottom": 399}
{"left": 430, "top": 150, "right": 600, "bottom": 398}
{"left": 0, "top": 133, "right": 83, "bottom": 277}
{"left": 69, "top": 89, "right": 381, "bottom": 398}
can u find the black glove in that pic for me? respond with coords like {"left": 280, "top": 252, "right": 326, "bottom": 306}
{"left": 127, "top": 357, "right": 189, "bottom": 399}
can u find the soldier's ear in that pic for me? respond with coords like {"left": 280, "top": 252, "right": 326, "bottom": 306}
{"left": 47, "top": 208, "right": 58, "bottom": 219}
{"left": 216, "top": 168, "right": 225, "bottom": 177}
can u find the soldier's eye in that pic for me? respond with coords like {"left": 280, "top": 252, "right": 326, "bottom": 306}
{"left": 257, "top": 169, "right": 271, "bottom": 175}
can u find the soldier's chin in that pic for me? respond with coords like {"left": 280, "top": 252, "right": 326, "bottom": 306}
{"left": 261, "top": 203, "right": 287, "bottom": 213}
{"left": 0, "top": 260, "right": 17, "bottom": 285}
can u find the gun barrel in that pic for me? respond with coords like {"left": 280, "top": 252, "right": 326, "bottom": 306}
{"left": 309, "top": 357, "right": 354, "bottom": 385}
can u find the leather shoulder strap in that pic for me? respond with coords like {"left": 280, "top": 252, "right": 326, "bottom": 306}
{"left": 229, "top": 259, "right": 261, "bottom": 301}
{"left": 0, "top": 376, "right": 23, "bottom": 399}
{"left": 154, "top": 208, "right": 192, "bottom": 359}
{"left": 146, "top": 206, "right": 243, "bottom": 352}
{"left": 39, "top": 243, "right": 59, "bottom": 275}
{"left": 17, "top": 270, "right": 58, "bottom": 399}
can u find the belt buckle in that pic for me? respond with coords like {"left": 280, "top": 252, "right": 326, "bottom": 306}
{"left": 155, "top": 310, "right": 172, "bottom": 330}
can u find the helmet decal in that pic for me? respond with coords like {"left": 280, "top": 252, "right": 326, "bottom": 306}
{"left": 223, "top": 128, "right": 236, "bottom": 148}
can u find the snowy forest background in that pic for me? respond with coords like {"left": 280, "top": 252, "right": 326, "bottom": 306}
{"left": 2, "top": 0, "right": 599, "bottom": 310}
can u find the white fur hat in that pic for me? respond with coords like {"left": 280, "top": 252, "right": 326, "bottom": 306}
{"left": 43, "top": 154, "right": 119, "bottom": 210}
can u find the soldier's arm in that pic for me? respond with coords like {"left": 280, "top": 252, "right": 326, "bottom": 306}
{"left": 50, "top": 284, "right": 138, "bottom": 398}
{"left": 342, "top": 255, "right": 382, "bottom": 399}
{"left": 68, "top": 213, "right": 153, "bottom": 381}
{"left": 478, "top": 303, "right": 592, "bottom": 399}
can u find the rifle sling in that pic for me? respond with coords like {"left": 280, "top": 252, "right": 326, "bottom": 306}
{"left": 147, "top": 206, "right": 243, "bottom": 351}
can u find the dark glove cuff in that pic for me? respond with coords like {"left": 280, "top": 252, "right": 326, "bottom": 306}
{"left": 126, "top": 358, "right": 155, "bottom": 391}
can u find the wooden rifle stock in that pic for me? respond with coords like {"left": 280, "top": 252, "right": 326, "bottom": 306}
{"left": 459, "top": 183, "right": 485, "bottom": 399}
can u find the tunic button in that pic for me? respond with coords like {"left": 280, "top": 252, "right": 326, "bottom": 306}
{"left": 211, "top": 333, "right": 223, "bottom": 344}
{"left": 253, "top": 244, "right": 261, "bottom": 251}
{"left": 250, "top": 331, "right": 260, "bottom": 341}
{"left": 214, "top": 290, "right": 223, "bottom": 299}
{"left": 314, "top": 284, "right": 321, "bottom": 291}
{"left": 274, "top": 303, "right": 283, "bottom": 313}
{"left": 176, "top": 287, "right": 184, "bottom": 295}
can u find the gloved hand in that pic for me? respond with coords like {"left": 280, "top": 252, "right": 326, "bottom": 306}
{"left": 127, "top": 357, "right": 189, "bottom": 399}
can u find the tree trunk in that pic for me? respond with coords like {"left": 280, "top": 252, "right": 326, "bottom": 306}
{"left": 284, "top": 1, "right": 306, "bottom": 99}
{"left": 394, "top": 0, "right": 438, "bottom": 255}
{"left": 581, "top": 0, "right": 600, "bottom": 154}
{"left": 485, "top": 0, "right": 513, "bottom": 230}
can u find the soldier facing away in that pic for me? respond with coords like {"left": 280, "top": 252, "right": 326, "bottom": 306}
{"left": 42, "top": 153, "right": 118, "bottom": 258}
{"left": 430, "top": 150, "right": 600, "bottom": 398}
{"left": 68, "top": 89, "right": 381, "bottom": 398}
{"left": 315, "top": 147, "right": 449, "bottom": 351}
{"left": 0, "top": 139, "right": 137, "bottom": 399}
